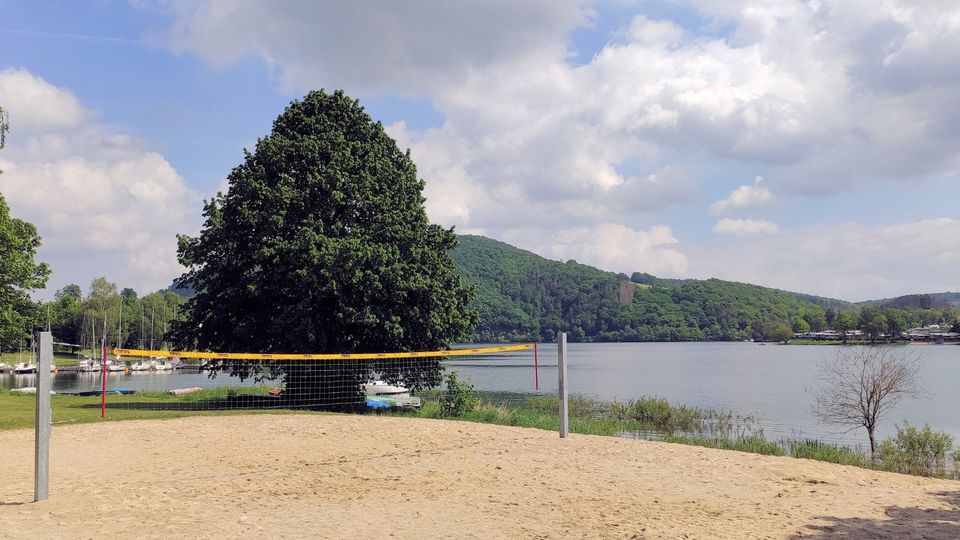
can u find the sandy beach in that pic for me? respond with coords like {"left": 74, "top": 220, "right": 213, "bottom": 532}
{"left": 1, "top": 414, "right": 957, "bottom": 539}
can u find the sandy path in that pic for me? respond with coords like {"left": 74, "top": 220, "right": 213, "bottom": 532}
{"left": 0, "top": 414, "right": 957, "bottom": 539}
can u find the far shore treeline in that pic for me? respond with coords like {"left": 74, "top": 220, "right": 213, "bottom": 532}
{"left": 451, "top": 235, "right": 960, "bottom": 344}
{"left": 20, "top": 279, "right": 185, "bottom": 354}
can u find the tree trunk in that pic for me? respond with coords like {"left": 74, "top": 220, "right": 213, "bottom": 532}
{"left": 868, "top": 427, "right": 876, "bottom": 460}
{"left": 281, "top": 360, "right": 365, "bottom": 411}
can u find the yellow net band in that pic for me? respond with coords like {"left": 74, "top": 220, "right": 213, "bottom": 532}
{"left": 112, "top": 343, "right": 534, "bottom": 361}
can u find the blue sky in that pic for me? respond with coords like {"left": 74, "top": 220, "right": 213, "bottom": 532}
{"left": 1, "top": 0, "right": 958, "bottom": 301}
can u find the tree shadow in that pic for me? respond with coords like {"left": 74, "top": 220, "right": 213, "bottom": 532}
{"left": 792, "top": 490, "right": 960, "bottom": 538}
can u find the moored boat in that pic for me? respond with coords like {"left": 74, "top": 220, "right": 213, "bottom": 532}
{"left": 78, "top": 357, "right": 101, "bottom": 372}
{"left": 13, "top": 362, "right": 38, "bottom": 374}
{"left": 363, "top": 380, "right": 409, "bottom": 395}
{"left": 130, "top": 361, "right": 151, "bottom": 372}
{"left": 151, "top": 358, "right": 174, "bottom": 371}
{"left": 106, "top": 359, "right": 127, "bottom": 372}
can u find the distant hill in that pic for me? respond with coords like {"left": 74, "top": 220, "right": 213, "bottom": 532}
{"left": 451, "top": 235, "right": 829, "bottom": 342}
{"left": 166, "top": 280, "right": 195, "bottom": 299}
{"left": 857, "top": 292, "right": 960, "bottom": 309}
{"left": 785, "top": 292, "right": 856, "bottom": 312}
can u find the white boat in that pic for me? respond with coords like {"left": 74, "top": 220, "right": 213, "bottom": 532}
{"left": 151, "top": 358, "right": 174, "bottom": 371}
{"left": 130, "top": 361, "right": 151, "bottom": 372}
{"left": 13, "top": 363, "right": 38, "bottom": 374}
{"left": 0, "top": 362, "right": 12, "bottom": 372}
{"left": 106, "top": 359, "right": 127, "bottom": 372}
{"left": 77, "top": 358, "right": 101, "bottom": 372}
{"left": 363, "top": 380, "right": 409, "bottom": 395}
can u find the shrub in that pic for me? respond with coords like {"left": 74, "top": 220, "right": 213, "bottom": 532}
{"left": 663, "top": 434, "right": 783, "bottom": 456}
{"left": 624, "top": 397, "right": 703, "bottom": 432}
{"left": 440, "top": 371, "right": 478, "bottom": 417}
{"left": 876, "top": 422, "right": 954, "bottom": 477}
{"left": 785, "top": 439, "right": 869, "bottom": 467}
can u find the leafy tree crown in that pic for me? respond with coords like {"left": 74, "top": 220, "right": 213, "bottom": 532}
{"left": 173, "top": 90, "right": 476, "bottom": 356}
{"left": 0, "top": 109, "right": 50, "bottom": 349}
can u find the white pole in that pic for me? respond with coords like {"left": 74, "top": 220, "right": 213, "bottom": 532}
{"left": 35, "top": 331, "right": 52, "bottom": 501}
{"left": 557, "top": 332, "right": 568, "bottom": 438}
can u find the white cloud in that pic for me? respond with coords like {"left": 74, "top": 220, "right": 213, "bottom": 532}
{"left": 713, "top": 218, "right": 780, "bottom": 235}
{"left": 693, "top": 218, "right": 960, "bottom": 300}
{"left": 504, "top": 223, "right": 688, "bottom": 277}
{"left": 710, "top": 176, "right": 773, "bottom": 214}
{"left": 158, "top": 0, "right": 590, "bottom": 96}
{"left": 0, "top": 69, "right": 196, "bottom": 295}
{"left": 158, "top": 1, "right": 960, "bottom": 226}
{"left": 151, "top": 1, "right": 960, "bottom": 297}
{"left": 0, "top": 68, "right": 89, "bottom": 134}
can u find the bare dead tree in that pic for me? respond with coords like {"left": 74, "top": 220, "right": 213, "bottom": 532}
{"left": 812, "top": 346, "right": 923, "bottom": 457}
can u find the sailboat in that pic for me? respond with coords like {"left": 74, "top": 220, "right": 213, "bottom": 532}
{"left": 78, "top": 356, "right": 101, "bottom": 372}
{"left": 13, "top": 362, "right": 37, "bottom": 374}
{"left": 14, "top": 334, "right": 39, "bottom": 373}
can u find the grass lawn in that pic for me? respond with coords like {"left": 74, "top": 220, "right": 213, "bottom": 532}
{"left": 1, "top": 351, "right": 84, "bottom": 367}
{"left": 0, "top": 388, "right": 314, "bottom": 430}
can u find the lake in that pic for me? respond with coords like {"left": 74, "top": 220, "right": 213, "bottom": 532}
{"left": 3, "top": 342, "right": 957, "bottom": 446}
{"left": 447, "top": 342, "right": 960, "bottom": 447}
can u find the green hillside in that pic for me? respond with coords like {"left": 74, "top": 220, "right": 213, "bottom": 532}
{"left": 451, "top": 235, "right": 829, "bottom": 342}
{"left": 785, "top": 292, "right": 855, "bottom": 312}
{"left": 857, "top": 292, "right": 960, "bottom": 309}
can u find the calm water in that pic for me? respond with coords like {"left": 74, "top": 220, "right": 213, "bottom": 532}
{"left": 446, "top": 342, "right": 960, "bottom": 446}
{"left": 4, "top": 342, "right": 958, "bottom": 446}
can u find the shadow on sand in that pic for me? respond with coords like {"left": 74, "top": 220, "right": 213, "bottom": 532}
{"left": 792, "top": 490, "right": 960, "bottom": 539}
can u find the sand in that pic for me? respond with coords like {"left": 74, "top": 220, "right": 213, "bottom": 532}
{"left": 1, "top": 414, "right": 958, "bottom": 539}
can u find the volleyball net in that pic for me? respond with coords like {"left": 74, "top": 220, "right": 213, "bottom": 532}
{"left": 81, "top": 344, "right": 539, "bottom": 413}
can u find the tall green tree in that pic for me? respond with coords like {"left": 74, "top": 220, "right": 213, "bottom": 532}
{"left": 885, "top": 309, "right": 908, "bottom": 341}
{"left": 0, "top": 108, "right": 50, "bottom": 351}
{"left": 48, "top": 284, "right": 83, "bottom": 346}
{"left": 833, "top": 311, "right": 856, "bottom": 343}
{"left": 172, "top": 90, "right": 476, "bottom": 406}
{"left": 858, "top": 307, "right": 888, "bottom": 343}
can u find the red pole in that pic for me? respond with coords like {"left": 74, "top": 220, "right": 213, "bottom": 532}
{"left": 533, "top": 342, "right": 539, "bottom": 390}
{"left": 101, "top": 342, "right": 107, "bottom": 418}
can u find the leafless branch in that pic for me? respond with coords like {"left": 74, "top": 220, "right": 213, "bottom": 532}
{"left": 812, "top": 346, "right": 923, "bottom": 454}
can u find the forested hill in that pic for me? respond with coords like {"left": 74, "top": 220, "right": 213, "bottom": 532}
{"left": 857, "top": 292, "right": 960, "bottom": 309}
{"left": 451, "top": 235, "right": 829, "bottom": 342}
